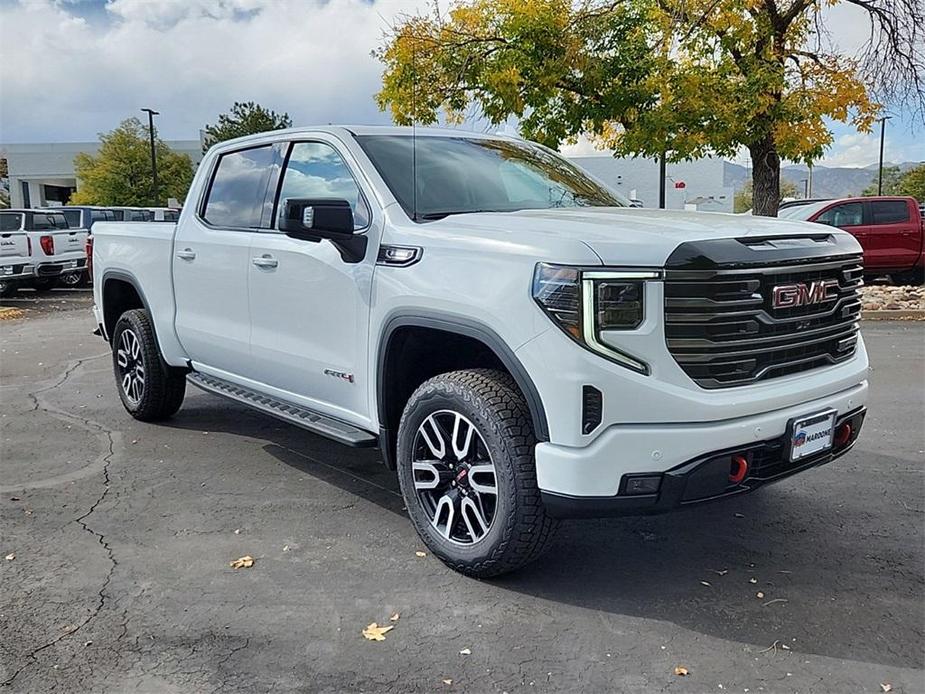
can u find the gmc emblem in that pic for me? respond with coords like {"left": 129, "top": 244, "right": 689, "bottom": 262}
{"left": 771, "top": 280, "right": 838, "bottom": 309}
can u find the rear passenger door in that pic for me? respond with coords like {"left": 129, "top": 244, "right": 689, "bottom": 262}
{"left": 173, "top": 144, "right": 280, "bottom": 379}
{"left": 864, "top": 199, "right": 919, "bottom": 270}
{"left": 814, "top": 201, "right": 870, "bottom": 261}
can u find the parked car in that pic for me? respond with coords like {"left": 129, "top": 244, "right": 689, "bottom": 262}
{"left": 779, "top": 196, "right": 924, "bottom": 284}
{"left": 44, "top": 206, "right": 120, "bottom": 286}
{"left": 0, "top": 209, "right": 89, "bottom": 293}
{"left": 0, "top": 211, "right": 34, "bottom": 297}
{"left": 91, "top": 126, "right": 868, "bottom": 577}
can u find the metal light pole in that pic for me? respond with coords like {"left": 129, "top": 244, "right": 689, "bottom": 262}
{"left": 141, "top": 108, "right": 159, "bottom": 205}
{"left": 877, "top": 115, "right": 892, "bottom": 195}
{"left": 658, "top": 149, "right": 666, "bottom": 209}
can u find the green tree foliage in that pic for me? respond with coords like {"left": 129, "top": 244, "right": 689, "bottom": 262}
{"left": 864, "top": 164, "right": 925, "bottom": 200}
{"left": 70, "top": 118, "right": 194, "bottom": 207}
{"left": 734, "top": 178, "right": 798, "bottom": 213}
{"left": 202, "top": 101, "right": 292, "bottom": 150}
{"left": 377, "top": 0, "right": 922, "bottom": 216}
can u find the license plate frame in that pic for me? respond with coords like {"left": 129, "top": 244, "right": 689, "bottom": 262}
{"left": 787, "top": 409, "right": 837, "bottom": 462}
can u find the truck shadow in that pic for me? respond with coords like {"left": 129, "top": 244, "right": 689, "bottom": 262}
{"left": 165, "top": 399, "right": 923, "bottom": 670}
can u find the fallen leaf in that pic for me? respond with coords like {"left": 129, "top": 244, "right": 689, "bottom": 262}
{"left": 282, "top": 545, "right": 290, "bottom": 552}
{"left": 442, "top": 679, "right": 453, "bottom": 685}
{"left": 5, "top": 553, "right": 14, "bottom": 561}
{"left": 234, "top": 529, "right": 242, "bottom": 535}
{"left": 459, "top": 648, "right": 471, "bottom": 655}
{"left": 674, "top": 666, "right": 689, "bottom": 676}
{"left": 713, "top": 569, "right": 728, "bottom": 576}
{"left": 362, "top": 622, "right": 393, "bottom": 641}
{"left": 756, "top": 592, "right": 765, "bottom": 599}
{"left": 749, "top": 577, "right": 758, "bottom": 584}
{"left": 415, "top": 551, "right": 427, "bottom": 557}
{"left": 389, "top": 612, "right": 400, "bottom": 622}
{"left": 880, "top": 683, "right": 892, "bottom": 692}
{"left": 229, "top": 555, "right": 254, "bottom": 569}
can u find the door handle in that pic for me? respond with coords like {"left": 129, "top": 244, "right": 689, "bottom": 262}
{"left": 176, "top": 248, "right": 196, "bottom": 261}
{"left": 252, "top": 255, "right": 278, "bottom": 269}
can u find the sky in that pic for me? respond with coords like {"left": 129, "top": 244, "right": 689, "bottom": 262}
{"left": 0, "top": 0, "right": 921, "bottom": 169}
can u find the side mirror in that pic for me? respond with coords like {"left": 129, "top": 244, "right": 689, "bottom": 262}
{"left": 278, "top": 198, "right": 368, "bottom": 264}
{"left": 279, "top": 198, "right": 354, "bottom": 236}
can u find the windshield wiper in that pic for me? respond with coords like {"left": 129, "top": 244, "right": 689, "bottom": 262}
{"left": 417, "top": 209, "right": 513, "bottom": 221}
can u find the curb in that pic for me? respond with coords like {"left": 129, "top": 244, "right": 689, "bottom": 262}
{"left": 861, "top": 309, "right": 925, "bottom": 321}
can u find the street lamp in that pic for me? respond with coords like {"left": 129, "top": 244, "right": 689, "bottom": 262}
{"left": 141, "top": 108, "right": 159, "bottom": 205}
{"left": 877, "top": 115, "right": 892, "bottom": 195}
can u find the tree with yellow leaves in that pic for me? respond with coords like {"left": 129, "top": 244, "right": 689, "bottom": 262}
{"left": 376, "top": 0, "right": 923, "bottom": 216}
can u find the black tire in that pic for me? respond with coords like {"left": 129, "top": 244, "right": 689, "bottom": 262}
{"left": 396, "top": 369, "right": 557, "bottom": 578}
{"left": 0, "top": 280, "right": 18, "bottom": 298}
{"left": 112, "top": 309, "right": 186, "bottom": 421}
{"left": 31, "top": 277, "right": 58, "bottom": 292}
{"left": 892, "top": 267, "right": 924, "bottom": 286}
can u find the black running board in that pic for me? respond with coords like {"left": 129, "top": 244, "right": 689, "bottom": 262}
{"left": 187, "top": 372, "right": 377, "bottom": 447}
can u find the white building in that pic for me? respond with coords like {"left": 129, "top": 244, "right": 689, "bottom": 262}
{"left": 568, "top": 154, "right": 734, "bottom": 212}
{"left": 1, "top": 140, "right": 202, "bottom": 208}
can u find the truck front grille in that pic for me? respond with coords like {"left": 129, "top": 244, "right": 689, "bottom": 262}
{"left": 664, "top": 256, "right": 863, "bottom": 388}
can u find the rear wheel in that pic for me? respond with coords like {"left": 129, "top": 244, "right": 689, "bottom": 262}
{"left": 112, "top": 309, "right": 186, "bottom": 421}
{"left": 0, "top": 280, "right": 18, "bottom": 298}
{"left": 893, "top": 267, "right": 924, "bottom": 286}
{"left": 396, "top": 369, "right": 557, "bottom": 578}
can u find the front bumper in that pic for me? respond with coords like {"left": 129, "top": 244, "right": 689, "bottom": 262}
{"left": 34, "top": 258, "right": 87, "bottom": 277}
{"left": 541, "top": 407, "right": 865, "bottom": 518}
{"left": 0, "top": 263, "right": 35, "bottom": 280}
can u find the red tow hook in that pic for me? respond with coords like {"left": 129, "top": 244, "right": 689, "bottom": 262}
{"left": 729, "top": 454, "right": 749, "bottom": 484}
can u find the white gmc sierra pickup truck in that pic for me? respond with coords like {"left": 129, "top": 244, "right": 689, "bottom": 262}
{"left": 91, "top": 126, "right": 868, "bottom": 577}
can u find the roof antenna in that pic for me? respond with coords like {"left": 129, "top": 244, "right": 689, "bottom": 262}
{"left": 411, "top": 32, "right": 419, "bottom": 222}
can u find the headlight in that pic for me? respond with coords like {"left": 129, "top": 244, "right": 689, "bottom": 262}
{"left": 533, "top": 264, "right": 659, "bottom": 373}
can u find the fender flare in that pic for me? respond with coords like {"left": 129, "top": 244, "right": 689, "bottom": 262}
{"left": 376, "top": 311, "right": 549, "bottom": 467}
{"left": 100, "top": 269, "right": 154, "bottom": 334}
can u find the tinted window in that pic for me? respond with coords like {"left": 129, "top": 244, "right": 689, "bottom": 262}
{"left": 60, "top": 210, "right": 82, "bottom": 227}
{"left": 1, "top": 213, "right": 23, "bottom": 231}
{"left": 163, "top": 210, "right": 180, "bottom": 221}
{"left": 203, "top": 146, "right": 274, "bottom": 228}
{"left": 356, "top": 135, "right": 626, "bottom": 220}
{"left": 30, "top": 213, "right": 68, "bottom": 230}
{"left": 277, "top": 142, "right": 370, "bottom": 229}
{"left": 816, "top": 202, "right": 863, "bottom": 227}
{"left": 91, "top": 210, "right": 116, "bottom": 222}
{"left": 870, "top": 200, "right": 909, "bottom": 224}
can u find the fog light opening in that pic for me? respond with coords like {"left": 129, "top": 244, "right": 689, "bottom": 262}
{"left": 729, "top": 454, "right": 749, "bottom": 484}
{"left": 834, "top": 422, "right": 852, "bottom": 448}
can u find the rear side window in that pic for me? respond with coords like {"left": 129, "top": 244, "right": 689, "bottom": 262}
{"left": 816, "top": 202, "right": 863, "bottom": 227}
{"left": 163, "top": 210, "right": 180, "bottom": 221}
{"left": 869, "top": 200, "right": 909, "bottom": 224}
{"left": 91, "top": 210, "right": 116, "bottom": 222}
{"left": 0, "top": 213, "right": 23, "bottom": 231}
{"left": 277, "top": 142, "right": 370, "bottom": 229}
{"left": 203, "top": 146, "right": 274, "bottom": 228}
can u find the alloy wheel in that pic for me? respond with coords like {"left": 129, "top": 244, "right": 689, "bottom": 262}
{"left": 116, "top": 328, "right": 145, "bottom": 405}
{"left": 411, "top": 410, "right": 498, "bottom": 545}
{"left": 59, "top": 272, "right": 82, "bottom": 287}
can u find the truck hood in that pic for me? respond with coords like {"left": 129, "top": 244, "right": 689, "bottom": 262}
{"left": 427, "top": 207, "right": 835, "bottom": 266}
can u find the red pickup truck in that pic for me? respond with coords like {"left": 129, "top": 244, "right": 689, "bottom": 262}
{"left": 780, "top": 196, "right": 924, "bottom": 285}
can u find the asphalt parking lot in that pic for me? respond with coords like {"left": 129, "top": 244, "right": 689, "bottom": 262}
{"left": 1, "top": 293, "right": 923, "bottom": 693}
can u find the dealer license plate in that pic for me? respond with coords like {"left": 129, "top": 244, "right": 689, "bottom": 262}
{"left": 788, "top": 410, "right": 836, "bottom": 462}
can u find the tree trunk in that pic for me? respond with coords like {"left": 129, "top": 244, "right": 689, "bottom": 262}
{"left": 749, "top": 135, "right": 781, "bottom": 217}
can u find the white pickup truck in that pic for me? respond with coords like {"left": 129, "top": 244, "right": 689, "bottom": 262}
{"left": 91, "top": 126, "right": 868, "bottom": 577}
{"left": 0, "top": 208, "right": 89, "bottom": 295}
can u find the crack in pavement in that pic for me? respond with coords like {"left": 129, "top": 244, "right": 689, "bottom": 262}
{"left": 2, "top": 354, "right": 120, "bottom": 689}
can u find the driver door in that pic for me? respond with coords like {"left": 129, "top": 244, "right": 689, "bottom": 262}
{"left": 247, "top": 139, "right": 377, "bottom": 429}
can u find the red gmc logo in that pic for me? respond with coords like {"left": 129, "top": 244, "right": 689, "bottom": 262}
{"left": 771, "top": 280, "right": 838, "bottom": 309}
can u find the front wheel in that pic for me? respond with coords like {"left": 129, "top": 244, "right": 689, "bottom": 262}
{"left": 112, "top": 309, "right": 187, "bottom": 421}
{"left": 0, "top": 280, "right": 18, "bottom": 298}
{"left": 59, "top": 271, "right": 89, "bottom": 288}
{"left": 396, "top": 369, "right": 557, "bottom": 578}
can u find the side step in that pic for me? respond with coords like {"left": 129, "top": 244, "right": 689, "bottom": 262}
{"left": 187, "top": 372, "right": 378, "bottom": 448}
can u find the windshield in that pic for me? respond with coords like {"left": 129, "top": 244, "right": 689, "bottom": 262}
{"left": 355, "top": 135, "right": 628, "bottom": 220}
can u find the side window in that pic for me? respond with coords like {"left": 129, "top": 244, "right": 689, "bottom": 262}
{"left": 163, "top": 210, "right": 180, "bottom": 221}
{"left": 203, "top": 146, "right": 275, "bottom": 228}
{"left": 869, "top": 200, "right": 909, "bottom": 225}
{"left": 61, "top": 210, "right": 82, "bottom": 227}
{"left": 0, "top": 213, "right": 23, "bottom": 231}
{"left": 277, "top": 142, "right": 370, "bottom": 229}
{"left": 816, "top": 202, "right": 863, "bottom": 227}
